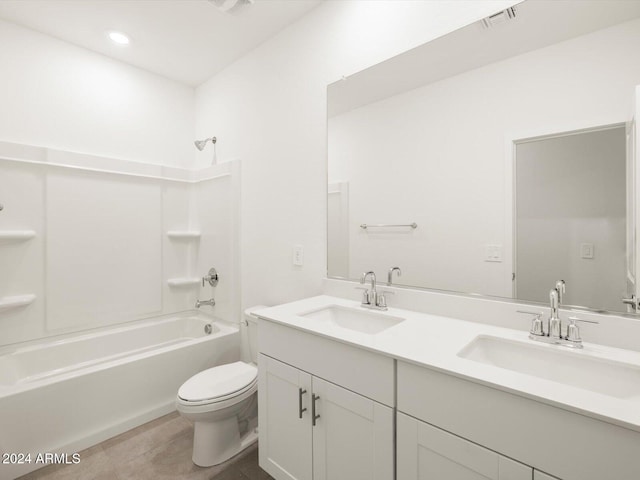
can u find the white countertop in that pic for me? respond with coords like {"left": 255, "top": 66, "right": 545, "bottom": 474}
{"left": 256, "top": 295, "right": 640, "bottom": 433}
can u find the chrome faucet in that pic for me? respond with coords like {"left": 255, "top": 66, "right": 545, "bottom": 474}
{"left": 361, "top": 271, "right": 377, "bottom": 306}
{"left": 522, "top": 280, "right": 598, "bottom": 349}
{"left": 548, "top": 288, "right": 562, "bottom": 340}
{"left": 195, "top": 298, "right": 215, "bottom": 308}
{"left": 388, "top": 267, "right": 402, "bottom": 285}
{"left": 359, "top": 271, "right": 388, "bottom": 310}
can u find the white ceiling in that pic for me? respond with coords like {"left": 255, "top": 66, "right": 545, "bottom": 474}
{"left": 0, "top": 0, "right": 322, "bottom": 87}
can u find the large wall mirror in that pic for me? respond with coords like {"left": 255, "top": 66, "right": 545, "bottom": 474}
{"left": 327, "top": 0, "right": 640, "bottom": 315}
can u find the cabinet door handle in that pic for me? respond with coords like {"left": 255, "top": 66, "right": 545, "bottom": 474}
{"left": 312, "top": 394, "right": 320, "bottom": 426}
{"left": 298, "top": 388, "right": 307, "bottom": 419}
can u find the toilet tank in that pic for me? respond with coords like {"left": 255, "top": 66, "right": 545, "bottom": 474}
{"left": 244, "top": 305, "right": 267, "bottom": 364}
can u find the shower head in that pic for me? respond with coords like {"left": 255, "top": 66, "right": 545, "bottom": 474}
{"left": 194, "top": 136, "right": 216, "bottom": 151}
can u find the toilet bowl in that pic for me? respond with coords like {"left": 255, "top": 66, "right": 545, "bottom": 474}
{"left": 176, "top": 306, "right": 265, "bottom": 467}
{"left": 176, "top": 361, "right": 258, "bottom": 466}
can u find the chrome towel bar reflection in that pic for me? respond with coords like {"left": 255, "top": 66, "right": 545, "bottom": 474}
{"left": 360, "top": 223, "right": 417, "bottom": 230}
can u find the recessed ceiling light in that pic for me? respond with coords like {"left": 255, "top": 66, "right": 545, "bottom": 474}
{"left": 108, "top": 31, "right": 130, "bottom": 45}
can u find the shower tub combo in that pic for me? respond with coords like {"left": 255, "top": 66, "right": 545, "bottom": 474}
{"left": 0, "top": 312, "right": 239, "bottom": 479}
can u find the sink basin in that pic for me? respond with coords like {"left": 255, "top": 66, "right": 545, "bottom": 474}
{"left": 458, "top": 335, "right": 640, "bottom": 399}
{"left": 300, "top": 305, "right": 404, "bottom": 334}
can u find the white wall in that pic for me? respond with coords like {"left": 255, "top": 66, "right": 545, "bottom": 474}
{"left": 194, "top": 0, "right": 518, "bottom": 310}
{"left": 0, "top": 19, "right": 194, "bottom": 168}
{"left": 516, "top": 127, "right": 626, "bottom": 311}
{"left": 327, "top": 18, "right": 640, "bottom": 300}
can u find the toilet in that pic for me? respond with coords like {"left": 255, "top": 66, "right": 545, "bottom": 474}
{"left": 176, "top": 306, "right": 264, "bottom": 467}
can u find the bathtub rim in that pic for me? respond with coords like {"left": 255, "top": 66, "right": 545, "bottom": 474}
{"left": 0, "top": 309, "right": 232, "bottom": 354}
{"left": 0, "top": 312, "right": 239, "bottom": 397}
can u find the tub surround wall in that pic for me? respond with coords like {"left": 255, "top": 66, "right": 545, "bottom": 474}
{"left": 0, "top": 142, "right": 240, "bottom": 347}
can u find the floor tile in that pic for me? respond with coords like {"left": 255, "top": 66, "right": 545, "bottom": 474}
{"left": 102, "top": 412, "right": 191, "bottom": 465}
{"left": 112, "top": 431, "right": 205, "bottom": 480}
{"left": 206, "top": 467, "right": 248, "bottom": 480}
{"left": 16, "top": 413, "right": 272, "bottom": 480}
{"left": 235, "top": 449, "right": 272, "bottom": 480}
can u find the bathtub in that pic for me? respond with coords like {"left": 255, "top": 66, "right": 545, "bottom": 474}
{"left": 0, "top": 312, "right": 239, "bottom": 479}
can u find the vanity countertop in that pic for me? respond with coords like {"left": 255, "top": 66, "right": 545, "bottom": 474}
{"left": 256, "top": 295, "right": 640, "bottom": 433}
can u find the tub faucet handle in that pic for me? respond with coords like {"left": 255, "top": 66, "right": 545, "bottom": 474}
{"left": 202, "top": 267, "right": 219, "bottom": 287}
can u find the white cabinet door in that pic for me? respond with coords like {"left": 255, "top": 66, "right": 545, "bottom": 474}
{"left": 311, "top": 376, "right": 394, "bottom": 480}
{"left": 397, "top": 412, "right": 532, "bottom": 480}
{"left": 259, "top": 354, "right": 313, "bottom": 480}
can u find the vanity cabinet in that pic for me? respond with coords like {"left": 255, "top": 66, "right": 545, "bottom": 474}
{"left": 397, "top": 412, "right": 531, "bottom": 480}
{"left": 258, "top": 354, "right": 312, "bottom": 480}
{"left": 397, "top": 361, "right": 640, "bottom": 480}
{"left": 258, "top": 353, "right": 394, "bottom": 480}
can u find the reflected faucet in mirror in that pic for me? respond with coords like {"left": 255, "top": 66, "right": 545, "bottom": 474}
{"left": 555, "top": 280, "right": 566, "bottom": 305}
{"left": 388, "top": 267, "right": 402, "bottom": 285}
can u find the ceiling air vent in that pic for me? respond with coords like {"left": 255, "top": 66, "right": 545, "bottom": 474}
{"left": 481, "top": 7, "right": 517, "bottom": 29}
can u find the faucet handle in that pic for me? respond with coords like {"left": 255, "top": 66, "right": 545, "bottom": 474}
{"left": 518, "top": 310, "right": 545, "bottom": 337}
{"left": 377, "top": 290, "right": 395, "bottom": 308}
{"left": 355, "top": 286, "right": 370, "bottom": 305}
{"left": 570, "top": 316, "right": 599, "bottom": 325}
{"left": 565, "top": 316, "right": 599, "bottom": 344}
{"left": 564, "top": 316, "right": 584, "bottom": 345}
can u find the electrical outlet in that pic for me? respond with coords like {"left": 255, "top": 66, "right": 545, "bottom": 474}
{"left": 293, "top": 245, "right": 304, "bottom": 266}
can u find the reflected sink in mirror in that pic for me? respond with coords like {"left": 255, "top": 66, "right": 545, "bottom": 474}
{"left": 458, "top": 336, "right": 640, "bottom": 399}
{"left": 300, "top": 305, "right": 404, "bottom": 335}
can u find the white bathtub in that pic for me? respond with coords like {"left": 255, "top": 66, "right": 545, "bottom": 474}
{"left": 0, "top": 312, "right": 240, "bottom": 479}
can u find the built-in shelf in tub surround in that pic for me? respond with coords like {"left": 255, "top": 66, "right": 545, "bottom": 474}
{"left": 0, "top": 230, "right": 36, "bottom": 243}
{"left": 0, "top": 294, "right": 36, "bottom": 312}
{"left": 167, "top": 278, "right": 200, "bottom": 288}
{"left": 166, "top": 231, "right": 201, "bottom": 240}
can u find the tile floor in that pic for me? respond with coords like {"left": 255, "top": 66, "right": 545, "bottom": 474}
{"left": 17, "top": 412, "right": 273, "bottom": 480}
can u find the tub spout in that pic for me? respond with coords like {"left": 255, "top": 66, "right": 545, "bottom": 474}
{"left": 196, "top": 298, "right": 215, "bottom": 308}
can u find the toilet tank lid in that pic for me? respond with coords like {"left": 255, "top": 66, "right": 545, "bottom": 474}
{"left": 178, "top": 361, "right": 257, "bottom": 402}
{"left": 244, "top": 305, "right": 269, "bottom": 323}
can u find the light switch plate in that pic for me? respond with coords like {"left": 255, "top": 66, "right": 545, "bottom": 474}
{"left": 580, "top": 243, "right": 594, "bottom": 259}
{"left": 293, "top": 244, "right": 304, "bottom": 266}
{"left": 485, "top": 244, "right": 503, "bottom": 262}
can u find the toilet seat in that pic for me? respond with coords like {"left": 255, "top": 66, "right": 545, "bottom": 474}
{"left": 178, "top": 361, "right": 258, "bottom": 408}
